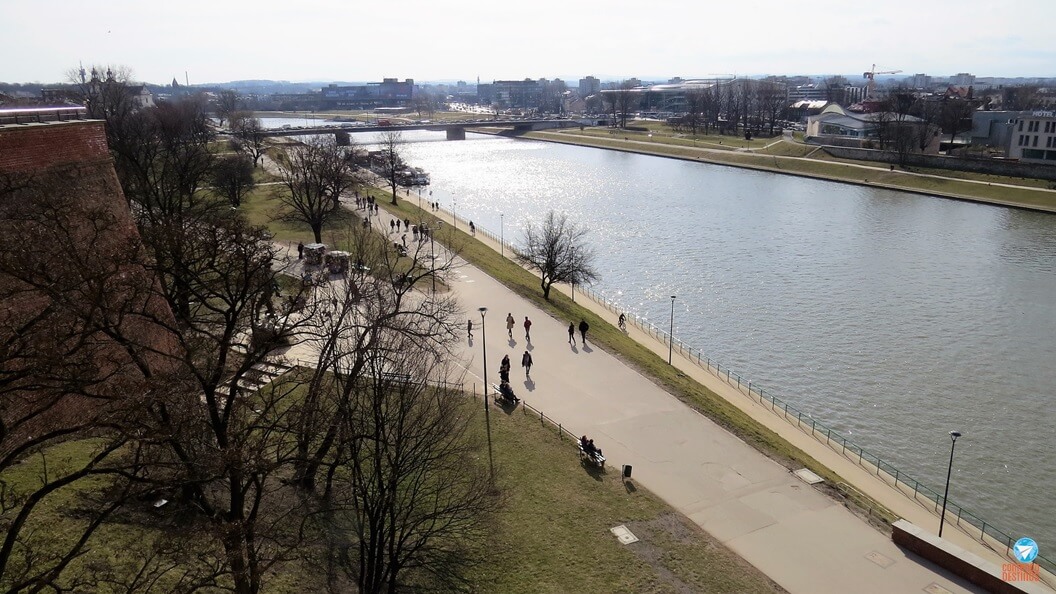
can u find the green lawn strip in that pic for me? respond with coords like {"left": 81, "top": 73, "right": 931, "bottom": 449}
{"left": 523, "top": 131, "right": 1056, "bottom": 211}
{"left": 371, "top": 191, "right": 890, "bottom": 526}
{"left": 474, "top": 398, "right": 785, "bottom": 593}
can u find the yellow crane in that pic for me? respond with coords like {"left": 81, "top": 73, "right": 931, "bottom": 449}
{"left": 863, "top": 64, "right": 902, "bottom": 100}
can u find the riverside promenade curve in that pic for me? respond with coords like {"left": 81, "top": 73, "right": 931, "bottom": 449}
{"left": 264, "top": 157, "right": 1048, "bottom": 591}
{"left": 411, "top": 196, "right": 1053, "bottom": 594}
{"left": 331, "top": 195, "right": 1033, "bottom": 594}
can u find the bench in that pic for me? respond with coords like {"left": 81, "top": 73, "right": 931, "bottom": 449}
{"left": 491, "top": 383, "right": 519, "bottom": 405}
{"left": 579, "top": 445, "right": 606, "bottom": 468}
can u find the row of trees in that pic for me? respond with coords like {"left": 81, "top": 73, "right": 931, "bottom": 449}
{"left": 604, "top": 79, "right": 789, "bottom": 136}
{"left": 1, "top": 69, "right": 495, "bottom": 593}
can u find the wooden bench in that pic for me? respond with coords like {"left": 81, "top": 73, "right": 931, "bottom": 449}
{"left": 491, "top": 383, "right": 519, "bottom": 405}
{"left": 579, "top": 444, "right": 606, "bottom": 468}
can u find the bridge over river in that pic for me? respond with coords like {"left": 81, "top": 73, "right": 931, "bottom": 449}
{"left": 247, "top": 117, "right": 604, "bottom": 140}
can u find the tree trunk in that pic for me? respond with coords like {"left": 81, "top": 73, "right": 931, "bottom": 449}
{"left": 312, "top": 223, "right": 322, "bottom": 244}
{"left": 541, "top": 280, "right": 551, "bottom": 300}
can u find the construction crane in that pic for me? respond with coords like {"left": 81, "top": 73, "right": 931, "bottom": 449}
{"left": 863, "top": 64, "right": 902, "bottom": 100}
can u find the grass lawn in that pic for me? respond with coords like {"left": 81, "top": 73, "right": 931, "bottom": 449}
{"left": 474, "top": 396, "right": 785, "bottom": 593}
{"left": 2, "top": 391, "right": 783, "bottom": 593}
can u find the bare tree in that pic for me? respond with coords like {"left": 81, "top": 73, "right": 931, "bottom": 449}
{"left": 684, "top": 88, "right": 707, "bottom": 135}
{"left": 613, "top": 81, "right": 640, "bottom": 129}
{"left": 320, "top": 344, "right": 498, "bottom": 593}
{"left": 275, "top": 137, "right": 358, "bottom": 243}
{"left": 0, "top": 168, "right": 176, "bottom": 591}
{"left": 104, "top": 97, "right": 223, "bottom": 322}
{"left": 375, "top": 130, "right": 406, "bottom": 206}
{"left": 212, "top": 154, "right": 256, "bottom": 207}
{"left": 758, "top": 82, "right": 787, "bottom": 136}
{"left": 516, "top": 211, "right": 599, "bottom": 300}
{"left": 888, "top": 88, "right": 918, "bottom": 164}
{"left": 940, "top": 96, "right": 976, "bottom": 152}
{"left": 288, "top": 217, "right": 462, "bottom": 493}
{"left": 231, "top": 113, "right": 269, "bottom": 168}
{"left": 215, "top": 90, "right": 240, "bottom": 128}
{"left": 913, "top": 97, "right": 941, "bottom": 153}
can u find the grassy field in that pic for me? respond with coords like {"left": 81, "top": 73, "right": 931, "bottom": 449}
{"left": 472, "top": 395, "right": 785, "bottom": 593}
{"left": 1, "top": 390, "right": 784, "bottom": 593}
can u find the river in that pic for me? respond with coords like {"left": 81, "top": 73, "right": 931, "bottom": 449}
{"left": 327, "top": 125, "right": 1056, "bottom": 550}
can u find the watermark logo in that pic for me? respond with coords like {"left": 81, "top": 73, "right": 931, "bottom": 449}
{"left": 1002, "top": 537, "right": 1040, "bottom": 583}
{"left": 1014, "top": 537, "right": 1039, "bottom": 564}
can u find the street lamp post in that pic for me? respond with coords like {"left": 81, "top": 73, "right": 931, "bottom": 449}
{"left": 500, "top": 213, "right": 504, "bottom": 258}
{"left": 417, "top": 187, "right": 422, "bottom": 211}
{"left": 570, "top": 241, "right": 575, "bottom": 303}
{"left": 453, "top": 200, "right": 457, "bottom": 229}
{"left": 668, "top": 295, "right": 676, "bottom": 365}
{"left": 479, "top": 307, "right": 495, "bottom": 486}
{"left": 938, "top": 430, "right": 962, "bottom": 537}
{"left": 430, "top": 228, "right": 436, "bottom": 294}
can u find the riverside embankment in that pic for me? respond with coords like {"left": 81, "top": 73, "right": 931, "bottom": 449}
{"left": 369, "top": 185, "right": 1055, "bottom": 592}
{"left": 512, "top": 128, "right": 1056, "bottom": 213}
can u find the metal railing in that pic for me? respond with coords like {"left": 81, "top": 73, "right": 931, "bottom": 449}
{"left": 451, "top": 212, "right": 1055, "bottom": 581}
{"left": 572, "top": 285, "right": 1056, "bottom": 581}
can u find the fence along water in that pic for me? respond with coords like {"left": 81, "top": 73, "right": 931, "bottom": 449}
{"left": 454, "top": 208, "right": 1055, "bottom": 582}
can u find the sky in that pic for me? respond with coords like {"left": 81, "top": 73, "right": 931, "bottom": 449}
{"left": 3, "top": 0, "right": 1055, "bottom": 85}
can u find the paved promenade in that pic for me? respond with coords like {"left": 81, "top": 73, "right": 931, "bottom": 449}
{"left": 275, "top": 189, "right": 1050, "bottom": 593}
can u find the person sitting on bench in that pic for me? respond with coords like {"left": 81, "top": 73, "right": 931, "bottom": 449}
{"left": 587, "top": 439, "right": 602, "bottom": 457}
{"left": 499, "top": 381, "right": 518, "bottom": 403}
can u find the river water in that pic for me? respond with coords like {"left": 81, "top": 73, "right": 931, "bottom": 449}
{"left": 336, "top": 128, "right": 1056, "bottom": 550}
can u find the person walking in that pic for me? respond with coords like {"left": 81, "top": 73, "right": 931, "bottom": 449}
{"left": 403, "top": 217, "right": 410, "bottom": 231}
{"left": 389, "top": 219, "right": 396, "bottom": 233}
{"left": 523, "top": 316, "right": 532, "bottom": 342}
{"left": 567, "top": 322, "right": 576, "bottom": 346}
{"left": 467, "top": 319, "right": 473, "bottom": 339}
{"left": 297, "top": 241, "right": 304, "bottom": 259}
{"left": 618, "top": 313, "right": 626, "bottom": 331}
{"left": 521, "top": 350, "right": 533, "bottom": 377}
{"left": 506, "top": 313, "right": 515, "bottom": 339}
{"left": 401, "top": 234, "right": 407, "bottom": 248}
{"left": 579, "top": 320, "right": 589, "bottom": 345}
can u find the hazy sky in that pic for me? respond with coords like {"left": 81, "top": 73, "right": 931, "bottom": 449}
{"left": 3, "top": 0, "right": 1054, "bottom": 85}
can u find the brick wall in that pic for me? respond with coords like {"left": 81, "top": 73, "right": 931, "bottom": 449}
{"left": 0, "top": 120, "right": 110, "bottom": 174}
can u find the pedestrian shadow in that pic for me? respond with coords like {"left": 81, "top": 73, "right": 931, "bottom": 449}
{"left": 523, "top": 377, "right": 535, "bottom": 392}
{"left": 526, "top": 342, "right": 535, "bottom": 352}
{"left": 468, "top": 336, "right": 474, "bottom": 347}
{"left": 508, "top": 337, "right": 517, "bottom": 348}
{"left": 582, "top": 344, "right": 593, "bottom": 353}
{"left": 570, "top": 344, "right": 579, "bottom": 353}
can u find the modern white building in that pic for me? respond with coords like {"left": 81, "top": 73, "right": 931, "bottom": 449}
{"left": 1008, "top": 110, "right": 1056, "bottom": 162}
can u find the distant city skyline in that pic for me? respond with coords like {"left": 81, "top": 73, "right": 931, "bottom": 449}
{"left": 3, "top": 0, "right": 1055, "bottom": 85}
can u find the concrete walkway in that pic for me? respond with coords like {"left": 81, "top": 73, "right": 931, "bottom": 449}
{"left": 265, "top": 175, "right": 1049, "bottom": 593}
